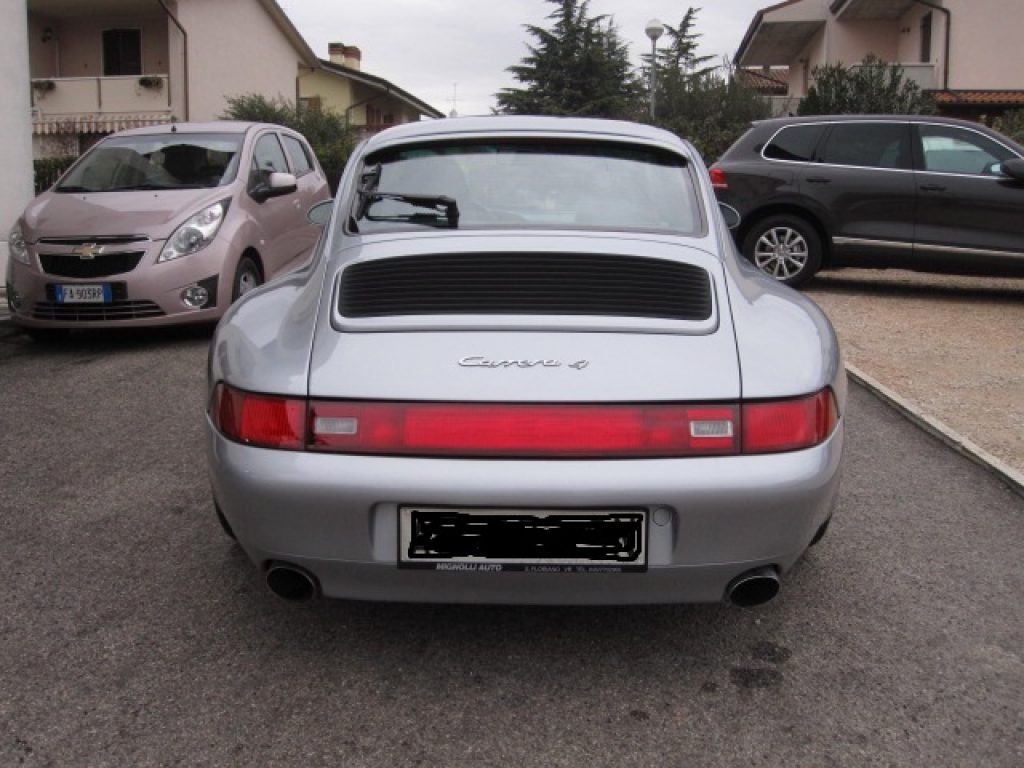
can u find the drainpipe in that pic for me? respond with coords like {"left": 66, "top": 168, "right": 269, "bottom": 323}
{"left": 157, "top": 0, "right": 189, "bottom": 120}
{"left": 912, "top": 0, "right": 951, "bottom": 90}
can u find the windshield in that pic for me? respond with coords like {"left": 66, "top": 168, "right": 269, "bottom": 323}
{"left": 57, "top": 133, "right": 243, "bottom": 192}
{"left": 352, "top": 141, "right": 704, "bottom": 235}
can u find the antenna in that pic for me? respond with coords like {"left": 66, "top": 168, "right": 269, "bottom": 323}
{"left": 448, "top": 83, "right": 458, "bottom": 118}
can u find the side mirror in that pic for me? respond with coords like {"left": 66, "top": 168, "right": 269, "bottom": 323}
{"left": 718, "top": 202, "right": 741, "bottom": 230}
{"left": 251, "top": 171, "right": 297, "bottom": 202}
{"left": 1001, "top": 158, "right": 1024, "bottom": 182}
{"left": 308, "top": 199, "right": 334, "bottom": 226}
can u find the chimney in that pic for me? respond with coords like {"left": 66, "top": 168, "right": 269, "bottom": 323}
{"left": 328, "top": 42, "right": 361, "bottom": 70}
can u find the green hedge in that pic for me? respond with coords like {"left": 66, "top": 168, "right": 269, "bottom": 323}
{"left": 34, "top": 156, "right": 77, "bottom": 194}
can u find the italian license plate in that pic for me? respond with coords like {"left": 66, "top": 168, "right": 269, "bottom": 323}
{"left": 399, "top": 507, "right": 647, "bottom": 572}
{"left": 55, "top": 284, "right": 112, "bottom": 304}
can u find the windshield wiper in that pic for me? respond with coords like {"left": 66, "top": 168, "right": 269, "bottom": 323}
{"left": 108, "top": 183, "right": 206, "bottom": 191}
{"left": 359, "top": 192, "right": 460, "bottom": 229}
{"left": 55, "top": 185, "right": 94, "bottom": 193}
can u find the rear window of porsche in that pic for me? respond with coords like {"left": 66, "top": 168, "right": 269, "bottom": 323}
{"left": 350, "top": 140, "right": 705, "bottom": 236}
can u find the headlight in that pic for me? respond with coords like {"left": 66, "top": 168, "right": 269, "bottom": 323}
{"left": 159, "top": 199, "right": 230, "bottom": 262}
{"left": 8, "top": 223, "right": 29, "bottom": 265}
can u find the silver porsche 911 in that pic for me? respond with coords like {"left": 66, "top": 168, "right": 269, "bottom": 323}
{"left": 206, "top": 116, "right": 845, "bottom": 607}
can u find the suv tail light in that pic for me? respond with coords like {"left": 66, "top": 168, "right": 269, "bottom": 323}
{"left": 211, "top": 384, "right": 839, "bottom": 458}
{"left": 709, "top": 167, "right": 729, "bottom": 190}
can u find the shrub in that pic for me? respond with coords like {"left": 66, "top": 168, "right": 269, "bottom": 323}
{"left": 222, "top": 94, "right": 356, "bottom": 193}
{"left": 34, "top": 156, "right": 77, "bottom": 194}
{"left": 993, "top": 109, "right": 1024, "bottom": 145}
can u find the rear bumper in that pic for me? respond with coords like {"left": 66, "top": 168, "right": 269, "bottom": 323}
{"left": 206, "top": 420, "right": 844, "bottom": 605}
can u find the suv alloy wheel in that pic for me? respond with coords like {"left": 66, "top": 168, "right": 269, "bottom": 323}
{"left": 743, "top": 214, "right": 822, "bottom": 287}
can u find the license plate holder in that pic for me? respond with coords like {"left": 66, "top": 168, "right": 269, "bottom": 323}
{"left": 55, "top": 284, "right": 113, "bottom": 304}
{"left": 399, "top": 506, "right": 648, "bottom": 572}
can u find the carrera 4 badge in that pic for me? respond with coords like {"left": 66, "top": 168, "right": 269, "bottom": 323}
{"left": 459, "top": 356, "right": 590, "bottom": 370}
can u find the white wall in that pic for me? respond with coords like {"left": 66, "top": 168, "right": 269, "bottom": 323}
{"left": 177, "top": 0, "right": 303, "bottom": 121}
{"left": 1, "top": 0, "right": 36, "bottom": 281}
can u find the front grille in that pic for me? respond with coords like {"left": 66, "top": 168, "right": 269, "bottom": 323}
{"left": 39, "top": 251, "right": 145, "bottom": 278}
{"left": 32, "top": 301, "right": 165, "bottom": 322}
{"left": 37, "top": 235, "right": 150, "bottom": 246}
{"left": 339, "top": 253, "right": 713, "bottom": 320}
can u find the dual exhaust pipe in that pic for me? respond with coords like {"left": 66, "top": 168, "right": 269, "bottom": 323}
{"left": 726, "top": 566, "right": 780, "bottom": 607}
{"left": 264, "top": 561, "right": 780, "bottom": 607}
{"left": 265, "top": 562, "right": 319, "bottom": 602}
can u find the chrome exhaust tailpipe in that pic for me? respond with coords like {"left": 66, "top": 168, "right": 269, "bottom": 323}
{"left": 265, "top": 563, "right": 319, "bottom": 602}
{"left": 726, "top": 566, "right": 780, "bottom": 607}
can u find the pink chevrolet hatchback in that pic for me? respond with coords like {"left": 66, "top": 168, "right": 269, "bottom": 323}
{"left": 6, "top": 121, "right": 329, "bottom": 340}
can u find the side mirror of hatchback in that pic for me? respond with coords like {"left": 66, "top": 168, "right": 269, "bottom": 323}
{"left": 251, "top": 171, "right": 297, "bottom": 202}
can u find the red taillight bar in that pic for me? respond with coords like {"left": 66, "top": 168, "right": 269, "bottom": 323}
{"left": 211, "top": 383, "right": 305, "bottom": 450}
{"left": 709, "top": 167, "right": 729, "bottom": 190}
{"left": 309, "top": 401, "right": 738, "bottom": 458}
{"left": 742, "top": 389, "right": 839, "bottom": 454}
{"left": 210, "top": 384, "right": 839, "bottom": 458}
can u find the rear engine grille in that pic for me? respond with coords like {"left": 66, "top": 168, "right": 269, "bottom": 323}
{"left": 40, "top": 251, "right": 145, "bottom": 278}
{"left": 32, "top": 301, "right": 165, "bottom": 322}
{"left": 339, "top": 253, "right": 713, "bottom": 320}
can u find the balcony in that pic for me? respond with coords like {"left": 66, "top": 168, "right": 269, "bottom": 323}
{"left": 31, "top": 75, "right": 174, "bottom": 136}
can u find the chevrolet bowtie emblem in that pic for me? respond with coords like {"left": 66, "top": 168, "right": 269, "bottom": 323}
{"left": 72, "top": 243, "right": 104, "bottom": 260}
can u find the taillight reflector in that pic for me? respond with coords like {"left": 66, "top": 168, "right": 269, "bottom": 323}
{"left": 742, "top": 389, "right": 839, "bottom": 454}
{"left": 309, "top": 402, "right": 739, "bottom": 458}
{"left": 709, "top": 167, "right": 729, "bottom": 190}
{"left": 212, "top": 383, "right": 305, "bottom": 450}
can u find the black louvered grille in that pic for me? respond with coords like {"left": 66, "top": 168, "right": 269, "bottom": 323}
{"left": 40, "top": 251, "right": 145, "bottom": 278}
{"left": 340, "top": 253, "right": 713, "bottom": 320}
{"left": 32, "top": 301, "right": 164, "bottom": 322}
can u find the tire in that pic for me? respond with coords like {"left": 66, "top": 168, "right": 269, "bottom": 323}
{"left": 742, "top": 214, "right": 822, "bottom": 288}
{"left": 214, "top": 502, "right": 237, "bottom": 541}
{"left": 231, "top": 255, "right": 262, "bottom": 302}
{"left": 808, "top": 515, "right": 831, "bottom": 547}
{"left": 24, "top": 327, "right": 71, "bottom": 343}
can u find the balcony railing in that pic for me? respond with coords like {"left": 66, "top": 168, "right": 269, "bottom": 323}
{"left": 30, "top": 75, "right": 171, "bottom": 115}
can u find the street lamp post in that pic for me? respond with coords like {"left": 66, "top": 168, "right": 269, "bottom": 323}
{"left": 645, "top": 18, "right": 665, "bottom": 121}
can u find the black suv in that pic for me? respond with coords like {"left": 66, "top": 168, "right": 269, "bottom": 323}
{"left": 711, "top": 115, "right": 1024, "bottom": 286}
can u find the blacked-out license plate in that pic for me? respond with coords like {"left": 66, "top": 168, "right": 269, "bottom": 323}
{"left": 399, "top": 507, "right": 647, "bottom": 572}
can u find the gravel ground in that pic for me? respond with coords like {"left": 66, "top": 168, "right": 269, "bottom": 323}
{"left": 804, "top": 269, "right": 1024, "bottom": 476}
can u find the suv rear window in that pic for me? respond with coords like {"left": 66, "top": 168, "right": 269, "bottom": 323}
{"left": 819, "top": 123, "right": 910, "bottom": 169}
{"left": 763, "top": 124, "right": 826, "bottom": 162}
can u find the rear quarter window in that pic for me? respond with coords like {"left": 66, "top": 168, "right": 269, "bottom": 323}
{"left": 282, "top": 135, "right": 314, "bottom": 176}
{"left": 763, "top": 124, "right": 826, "bottom": 162}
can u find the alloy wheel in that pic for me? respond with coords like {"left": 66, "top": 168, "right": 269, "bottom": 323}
{"left": 753, "top": 226, "right": 809, "bottom": 281}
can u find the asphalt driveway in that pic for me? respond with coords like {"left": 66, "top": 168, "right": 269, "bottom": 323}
{"left": 0, "top": 327, "right": 1021, "bottom": 766}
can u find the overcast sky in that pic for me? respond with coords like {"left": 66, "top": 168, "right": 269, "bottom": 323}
{"left": 278, "top": 0, "right": 769, "bottom": 116}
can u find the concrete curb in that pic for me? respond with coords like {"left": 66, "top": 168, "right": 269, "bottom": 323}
{"left": 847, "top": 363, "right": 1024, "bottom": 500}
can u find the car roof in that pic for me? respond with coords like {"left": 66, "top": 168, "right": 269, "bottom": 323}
{"left": 751, "top": 114, "right": 989, "bottom": 131}
{"left": 362, "top": 115, "right": 692, "bottom": 153}
{"left": 110, "top": 121, "right": 279, "bottom": 138}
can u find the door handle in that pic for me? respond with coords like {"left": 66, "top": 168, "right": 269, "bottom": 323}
{"left": 805, "top": 176, "right": 832, "bottom": 184}
{"left": 920, "top": 184, "right": 947, "bottom": 192}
